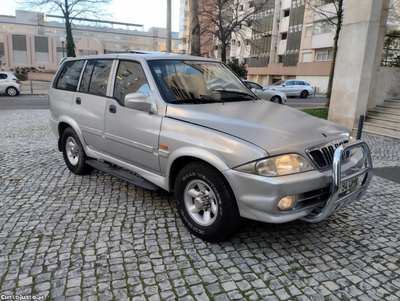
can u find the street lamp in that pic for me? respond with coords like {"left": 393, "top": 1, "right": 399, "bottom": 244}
{"left": 59, "top": 36, "right": 66, "bottom": 58}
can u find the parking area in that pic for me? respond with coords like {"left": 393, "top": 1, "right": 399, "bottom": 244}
{"left": 0, "top": 109, "right": 399, "bottom": 301}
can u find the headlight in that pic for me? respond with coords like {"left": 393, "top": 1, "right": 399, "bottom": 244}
{"left": 348, "top": 133, "right": 357, "bottom": 155}
{"left": 234, "top": 154, "right": 314, "bottom": 177}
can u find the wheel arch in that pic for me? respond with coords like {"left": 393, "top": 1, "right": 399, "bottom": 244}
{"left": 57, "top": 116, "right": 86, "bottom": 152}
{"left": 167, "top": 151, "right": 230, "bottom": 192}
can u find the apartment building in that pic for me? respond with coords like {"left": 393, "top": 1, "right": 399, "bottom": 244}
{"left": 0, "top": 10, "right": 181, "bottom": 71}
{"left": 178, "top": 0, "right": 335, "bottom": 93}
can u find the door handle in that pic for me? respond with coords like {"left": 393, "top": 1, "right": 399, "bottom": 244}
{"left": 109, "top": 105, "right": 117, "bottom": 114}
{"left": 76, "top": 97, "right": 81, "bottom": 105}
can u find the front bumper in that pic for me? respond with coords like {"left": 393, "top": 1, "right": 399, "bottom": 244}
{"left": 222, "top": 141, "right": 373, "bottom": 224}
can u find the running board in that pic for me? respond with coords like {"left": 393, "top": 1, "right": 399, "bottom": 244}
{"left": 86, "top": 159, "right": 159, "bottom": 191}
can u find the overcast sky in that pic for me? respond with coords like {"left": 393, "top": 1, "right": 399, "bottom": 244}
{"left": 1, "top": 0, "right": 181, "bottom": 32}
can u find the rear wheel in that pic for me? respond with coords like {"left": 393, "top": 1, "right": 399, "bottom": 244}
{"left": 300, "top": 90, "right": 309, "bottom": 98}
{"left": 61, "top": 127, "right": 93, "bottom": 175}
{"left": 174, "top": 161, "right": 241, "bottom": 242}
{"left": 6, "top": 87, "right": 18, "bottom": 97}
{"left": 270, "top": 96, "right": 281, "bottom": 104}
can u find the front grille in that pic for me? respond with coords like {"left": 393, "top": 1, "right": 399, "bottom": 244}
{"left": 307, "top": 139, "right": 349, "bottom": 169}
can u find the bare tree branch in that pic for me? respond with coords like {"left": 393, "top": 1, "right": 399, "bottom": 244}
{"left": 17, "top": 0, "right": 112, "bottom": 57}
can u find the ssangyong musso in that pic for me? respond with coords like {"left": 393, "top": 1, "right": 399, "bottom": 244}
{"left": 49, "top": 52, "right": 373, "bottom": 242}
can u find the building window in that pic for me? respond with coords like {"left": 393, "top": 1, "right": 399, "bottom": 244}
{"left": 240, "top": 5, "right": 243, "bottom": 11}
{"left": 315, "top": 49, "right": 333, "bottom": 61}
{"left": 302, "top": 52, "right": 312, "bottom": 62}
{"left": 35, "top": 36, "right": 49, "bottom": 63}
{"left": 12, "top": 35, "right": 27, "bottom": 64}
{"left": 313, "top": 21, "right": 335, "bottom": 35}
{"left": 281, "top": 33, "right": 287, "bottom": 40}
{"left": 284, "top": 10, "right": 290, "bottom": 17}
{"left": 278, "top": 55, "right": 283, "bottom": 63}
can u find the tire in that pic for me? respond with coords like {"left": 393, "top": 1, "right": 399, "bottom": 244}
{"left": 61, "top": 127, "right": 93, "bottom": 175}
{"left": 270, "top": 96, "right": 281, "bottom": 104}
{"left": 6, "top": 87, "right": 18, "bottom": 97}
{"left": 174, "top": 161, "right": 241, "bottom": 242}
{"left": 300, "top": 90, "right": 309, "bottom": 98}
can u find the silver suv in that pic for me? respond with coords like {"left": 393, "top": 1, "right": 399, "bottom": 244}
{"left": 49, "top": 52, "right": 373, "bottom": 242}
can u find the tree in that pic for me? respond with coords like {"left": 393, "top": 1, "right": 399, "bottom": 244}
{"left": 19, "top": 0, "right": 111, "bottom": 57}
{"left": 307, "top": 0, "right": 344, "bottom": 107}
{"left": 189, "top": 0, "right": 201, "bottom": 56}
{"left": 167, "top": 0, "right": 172, "bottom": 53}
{"left": 199, "top": 0, "right": 271, "bottom": 63}
{"left": 227, "top": 60, "right": 248, "bottom": 78}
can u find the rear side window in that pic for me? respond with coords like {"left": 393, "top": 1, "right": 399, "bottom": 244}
{"left": 0, "top": 73, "right": 8, "bottom": 79}
{"left": 113, "top": 60, "right": 150, "bottom": 106}
{"left": 79, "top": 60, "right": 95, "bottom": 92}
{"left": 56, "top": 60, "right": 85, "bottom": 91}
{"left": 88, "top": 60, "right": 113, "bottom": 96}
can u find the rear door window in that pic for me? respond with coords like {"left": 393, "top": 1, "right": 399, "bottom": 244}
{"left": 88, "top": 60, "right": 113, "bottom": 96}
{"left": 56, "top": 60, "right": 85, "bottom": 91}
{"left": 0, "top": 73, "right": 8, "bottom": 79}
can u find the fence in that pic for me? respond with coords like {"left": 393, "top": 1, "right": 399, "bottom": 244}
{"left": 382, "top": 34, "right": 400, "bottom": 67}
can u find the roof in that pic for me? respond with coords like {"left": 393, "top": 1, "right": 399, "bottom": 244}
{"left": 62, "top": 51, "right": 219, "bottom": 62}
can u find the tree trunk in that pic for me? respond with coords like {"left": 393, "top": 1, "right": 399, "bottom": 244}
{"left": 325, "top": 0, "right": 343, "bottom": 107}
{"left": 166, "top": 0, "right": 172, "bottom": 52}
{"left": 64, "top": 1, "right": 76, "bottom": 57}
{"left": 189, "top": 0, "right": 201, "bottom": 56}
{"left": 221, "top": 44, "right": 227, "bottom": 63}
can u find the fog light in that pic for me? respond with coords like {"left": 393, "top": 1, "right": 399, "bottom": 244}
{"left": 278, "top": 195, "right": 296, "bottom": 211}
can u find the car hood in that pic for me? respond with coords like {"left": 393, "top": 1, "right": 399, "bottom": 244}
{"left": 166, "top": 101, "right": 350, "bottom": 155}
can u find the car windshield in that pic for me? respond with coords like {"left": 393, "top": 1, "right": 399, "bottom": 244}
{"left": 148, "top": 60, "right": 256, "bottom": 104}
{"left": 273, "top": 80, "right": 285, "bottom": 86}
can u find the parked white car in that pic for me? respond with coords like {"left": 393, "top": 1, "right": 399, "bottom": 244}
{"left": 0, "top": 72, "right": 21, "bottom": 96}
{"left": 265, "top": 79, "right": 314, "bottom": 98}
{"left": 243, "top": 80, "right": 287, "bottom": 104}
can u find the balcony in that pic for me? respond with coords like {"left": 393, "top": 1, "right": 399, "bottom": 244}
{"left": 282, "top": 0, "right": 292, "bottom": 10}
{"left": 311, "top": 32, "right": 334, "bottom": 49}
{"left": 280, "top": 16, "right": 289, "bottom": 33}
{"left": 277, "top": 39, "right": 287, "bottom": 55}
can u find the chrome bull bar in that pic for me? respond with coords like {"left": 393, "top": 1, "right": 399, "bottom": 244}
{"left": 301, "top": 140, "right": 373, "bottom": 223}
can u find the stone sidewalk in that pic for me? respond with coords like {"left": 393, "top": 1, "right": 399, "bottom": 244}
{"left": 0, "top": 110, "right": 399, "bottom": 301}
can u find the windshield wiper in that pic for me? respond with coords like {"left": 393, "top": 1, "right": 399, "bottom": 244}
{"left": 212, "top": 90, "right": 257, "bottom": 99}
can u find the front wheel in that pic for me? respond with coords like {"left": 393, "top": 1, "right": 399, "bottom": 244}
{"left": 270, "top": 96, "right": 281, "bottom": 104}
{"left": 174, "top": 162, "right": 241, "bottom": 242}
{"left": 300, "top": 90, "right": 309, "bottom": 98}
{"left": 61, "top": 127, "right": 93, "bottom": 175}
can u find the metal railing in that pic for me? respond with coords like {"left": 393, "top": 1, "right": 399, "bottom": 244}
{"left": 382, "top": 34, "right": 400, "bottom": 67}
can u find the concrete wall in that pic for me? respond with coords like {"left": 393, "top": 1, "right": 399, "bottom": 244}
{"left": 28, "top": 72, "right": 55, "bottom": 82}
{"left": 373, "top": 67, "right": 400, "bottom": 106}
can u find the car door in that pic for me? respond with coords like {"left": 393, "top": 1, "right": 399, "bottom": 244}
{"left": 70, "top": 59, "right": 113, "bottom": 152}
{"left": 0, "top": 73, "right": 8, "bottom": 93}
{"left": 103, "top": 60, "right": 162, "bottom": 174}
{"left": 280, "top": 80, "right": 295, "bottom": 95}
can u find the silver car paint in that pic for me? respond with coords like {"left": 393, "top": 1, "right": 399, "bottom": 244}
{"left": 49, "top": 53, "right": 370, "bottom": 224}
{"left": 165, "top": 100, "right": 350, "bottom": 157}
{"left": 0, "top": 72, "right": 21, "bottom": 94}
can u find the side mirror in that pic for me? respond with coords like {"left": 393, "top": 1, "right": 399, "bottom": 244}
{"left": 125, "top": 93, "right": 151, "bottom": 111}
{"left": 282, "top": 84, "right": 286, "bottom": 87}
{"left": 251, "top": 88, "right": 258, "bottom": 95}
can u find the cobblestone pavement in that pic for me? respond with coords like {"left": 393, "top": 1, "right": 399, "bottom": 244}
{"left": 0, "top": 110, "right": 399, "bottom": 301}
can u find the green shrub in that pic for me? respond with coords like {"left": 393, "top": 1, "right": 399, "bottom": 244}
{"left": 15, "top": 73, "right": 28, "bottom": 81}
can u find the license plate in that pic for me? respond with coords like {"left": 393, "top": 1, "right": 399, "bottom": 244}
{"left": 340, "top": 177, "right": 359, "bottom": 196}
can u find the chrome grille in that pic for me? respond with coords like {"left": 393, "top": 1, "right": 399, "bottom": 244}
{"left": 307, "top": 140, "right": 349, "bottom": 169}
